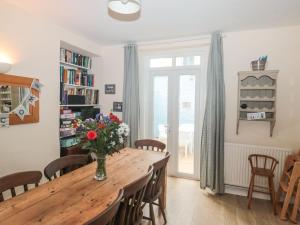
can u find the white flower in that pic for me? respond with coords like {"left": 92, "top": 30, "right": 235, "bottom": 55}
{"left": 117, "top": 127, "right": 124, "bottom": 135}
{"left": 119, "top": 123, "right": 130, "bottom": 136}
{"left": 111, "top": 141, "right": 116, "bottom": 146}
{"left": 119, "top": 137, "right": 124, "bottom": 144}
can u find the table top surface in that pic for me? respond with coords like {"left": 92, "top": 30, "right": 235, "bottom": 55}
{"left": 0, "top": 148, "right": 165, "bottom": 225}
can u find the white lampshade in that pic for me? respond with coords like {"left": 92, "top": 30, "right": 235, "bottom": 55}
{"left": 0, "top": 62, "right": 12, "bottom": 74}
{"left": 108, "top": 0, "right": 141, "bottom": 14}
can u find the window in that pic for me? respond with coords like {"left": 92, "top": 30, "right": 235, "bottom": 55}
{"left": 149, "top": 55, "right": 201, "bottom": 68}
{"left": 150, "top": 58, "right": 172, "bottom": 68}
{"left": 176, "top": 56, "right": 201, "bottom": 66}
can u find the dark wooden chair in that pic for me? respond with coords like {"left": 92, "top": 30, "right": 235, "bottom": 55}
{"left": 116, "top": 166, "right": 153, "bottom": 225}
{"left": 44, "top": 154, "right": 89, "bottom": 181}
{"left": 84, "top": 189, "right": 124, "bottom": 225}
{"left": 135, "top": 139, "right": 166, "bottom": 152}
{"left": 247, "top": 154, "right": 278, "bottom": 214}
{"left": 143, "top": 152, "right": 170, "bottom": 225}
{"left": 0, "top": 171, "right": 42, "bottom": 202}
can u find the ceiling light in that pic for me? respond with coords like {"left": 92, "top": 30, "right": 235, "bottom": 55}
{"left": 108, "top": 0, "right": 141, "bottom": 14}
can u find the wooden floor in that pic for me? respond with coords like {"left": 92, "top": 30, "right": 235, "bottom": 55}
{"left": 142, "top": 177, "right": 289, "bottom": 225}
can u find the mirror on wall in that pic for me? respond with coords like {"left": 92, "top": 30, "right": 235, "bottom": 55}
{"left": 0, "top": 74, "right": 40, "bottom": 125}
{"left": 0, "top": 85, "right": 30, "bottom": 113}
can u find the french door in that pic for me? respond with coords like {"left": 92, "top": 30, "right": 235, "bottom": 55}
{"left": 148, "top": 69, "right": 202, "bottom": 179}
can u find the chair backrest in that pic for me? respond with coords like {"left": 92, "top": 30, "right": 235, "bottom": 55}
{"left": 0, "top": 171, "right": 42, "bottom": 202}
{"left": 144, "top": 152, "right": 170, "bottom": 201}
{"left": 44, "top": 154, "right": 89, "bottom": 181}
{"left": 84, "top": 189, "right": 124, "bottom": 225}
{"left": 134, "top": 139, "right": 166, "bottom": 152}
{"left": 248, "top": 154, "right": 278, "bottom": 173}
{"left": 116, "top": 166, "right": 153, "bottom": 225}
{"left": 280, "top": 154, "right": 300, "bottom": 184}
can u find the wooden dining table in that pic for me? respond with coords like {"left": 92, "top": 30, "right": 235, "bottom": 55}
{"left": 0, "top": 148, "right": 167, "bottom": 225}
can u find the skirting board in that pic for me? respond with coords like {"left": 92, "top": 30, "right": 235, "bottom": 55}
{"left": 225, "top": 184, "right": 270, "bottom": 200}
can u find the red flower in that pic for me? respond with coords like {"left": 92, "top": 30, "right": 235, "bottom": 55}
{"left": 87, "top": 130, "right": 97, "bottom": 140}
{"left": 73, "top": 123, "right": 78, "bottom": 129}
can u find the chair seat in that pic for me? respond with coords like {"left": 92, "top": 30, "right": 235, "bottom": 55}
{"left": 252, "top": 167, "right": 274, "bottom": 177}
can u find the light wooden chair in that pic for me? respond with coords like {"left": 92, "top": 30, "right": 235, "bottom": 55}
{"left": 0, "top": 171, "right": 42, "bottom": 202}
{"left": 135, "top": 139, "right": 166, "bottom": 152}
{"left": 247, "top": 154, "right": 278, "bottom": 214}
{"left": 276, "top": 154, "right": 300, "bottom": 221}
{"left": 84, "top": 190, "right": 123, "bottom": 225}
{"left": 44, "top": 155, "right": 89, "bottom": 181}
{"left": 142, "top": 152, "right": 170, "bottom": 225}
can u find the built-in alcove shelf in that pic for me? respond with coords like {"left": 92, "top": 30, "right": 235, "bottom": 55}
{"left": 59, "top": 41, "right": 101, "bottom": 153}
{"left": 236, "top": 70, "right": 279, "bottom": 137}
{"left": 60, "top": 61, "right": 90, "bottom": 70}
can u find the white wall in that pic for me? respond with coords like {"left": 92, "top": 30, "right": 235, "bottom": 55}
{"left": 99, "top": 46, "right": 124, "bottom": 118}
{"left": 224, "top": 26, "right": 300, "bottom": 150}
{"left": 100, "top": 25, "right": 300, "bottom": 150}
{"left": 0, "top": 2, "right": 102, "bottom": 177}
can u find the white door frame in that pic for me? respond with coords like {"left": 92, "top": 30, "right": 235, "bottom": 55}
{"left": 148, "top": 68, "right": 202, "bottom": 180}
{"left": 140, "top": 48, "right": 208, "bottom": 180}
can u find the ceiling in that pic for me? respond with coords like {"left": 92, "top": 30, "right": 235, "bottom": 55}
{"left": 6, "top": 0, "right": 300, "bottom": 45}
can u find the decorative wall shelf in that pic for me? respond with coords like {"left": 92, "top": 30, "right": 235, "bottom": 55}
{"left": 236, "top": 70, "right": 279, "bottom": 137}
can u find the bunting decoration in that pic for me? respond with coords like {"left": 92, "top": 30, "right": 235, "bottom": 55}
{"left": 0, "top": 79, "right": 43, "bottom": 127}
{"left": 27, "top": 94, "right": 39, "bottom": 107}
{"left": 14, "top": 105, "right": 29, "bottom": 120}
{"left": 0, "top": 114, "right": 9, "bottom": 128}
{"left": 31, "top": 79, "right": 43, "bottom": 92}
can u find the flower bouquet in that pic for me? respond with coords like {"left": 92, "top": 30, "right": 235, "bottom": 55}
{"left": 79, "top": 113, "right": 129, "bottom": 180}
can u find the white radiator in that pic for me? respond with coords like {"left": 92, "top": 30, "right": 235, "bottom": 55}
{"left": 224, "top": 143, "right": 292, "bottom": 194}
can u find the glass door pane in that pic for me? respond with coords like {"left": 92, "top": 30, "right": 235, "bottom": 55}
{"left": 153, "top": 76, "right": 168, "bottom": 145}
{"left": 178, "top": 75, "right": 196, "bottom": 174}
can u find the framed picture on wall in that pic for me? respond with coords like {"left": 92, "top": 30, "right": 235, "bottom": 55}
{"left": 105, "top": 84, "right": 116, "bottom": 94}
{"left": 113, "top": 102, "right": 123, "bottom": 112}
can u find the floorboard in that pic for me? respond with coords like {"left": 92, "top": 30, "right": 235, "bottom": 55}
{"left": 141, "top": 177, "right": 289, "bottom": 225}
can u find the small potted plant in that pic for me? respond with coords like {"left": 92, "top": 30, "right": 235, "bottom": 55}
{"left": 80, "top": 113, "right": 129, "bottom": 181}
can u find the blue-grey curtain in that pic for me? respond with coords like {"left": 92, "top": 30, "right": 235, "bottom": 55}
{"left": 123, "top": 43, "right": 139, "bottom": 147}
{"left": 200, "top": 32, "right": 225, "bottom": 194}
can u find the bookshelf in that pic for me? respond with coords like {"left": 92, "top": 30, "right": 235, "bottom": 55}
{"left": 59, "top": 46, "right": 99, "bottom": 106}
{"left": 59, "top": 43, "right": 100, "bottom": 152}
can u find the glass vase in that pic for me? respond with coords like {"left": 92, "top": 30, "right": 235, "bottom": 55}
{"left": 94, "top": 153, "right": 107, "bottom": 181}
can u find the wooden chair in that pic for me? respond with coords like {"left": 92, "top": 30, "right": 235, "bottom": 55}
{"left": 247, "top": 154, "right": 278, "bottom": 214}
{"left": 276, "top": 154, "right": 300, "bottom": 221}
{"left": 84, "top": 189, "right": 124, "bottom": 225}
{"left": 0, "top": 171, "right": 42, "bottom": 202}
{"left": 135, "top": 139, "right": 166, "bottom": 152}
{"left": 116, "top": 166, "right": 153, "bottom": 225}
{"left": 44, "top": 154, "right": 89, "bottom": 181}
{"left": 143, "top": 152, "right": 170, "bottom": 225}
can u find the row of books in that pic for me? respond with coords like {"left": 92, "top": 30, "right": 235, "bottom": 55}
{"left": 60, "top": 66, "right": 94, "bottom": 87}
{"left": 86, "top": 89, "right": 99, "bottom": 105}
{"left": 60, "top": 48, "right": 91, "bottom": 69}
{"left": 60, "top": 86, "right": 99, "bottom": 105}
{"left": 60, "top": 110, "right": 75, "bottom": 137}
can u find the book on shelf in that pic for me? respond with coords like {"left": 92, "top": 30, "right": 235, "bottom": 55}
{"left": 60, "top": 48, "right": 91, "bottom": 69}
{"left": 93, "top": 90, "right": 99, "bottom": 105}
{"left": 60, "top": 66, "right": 94, "bottom": 87}
{"left": 85, "top": 89, "right": 93, "bottom": 105}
